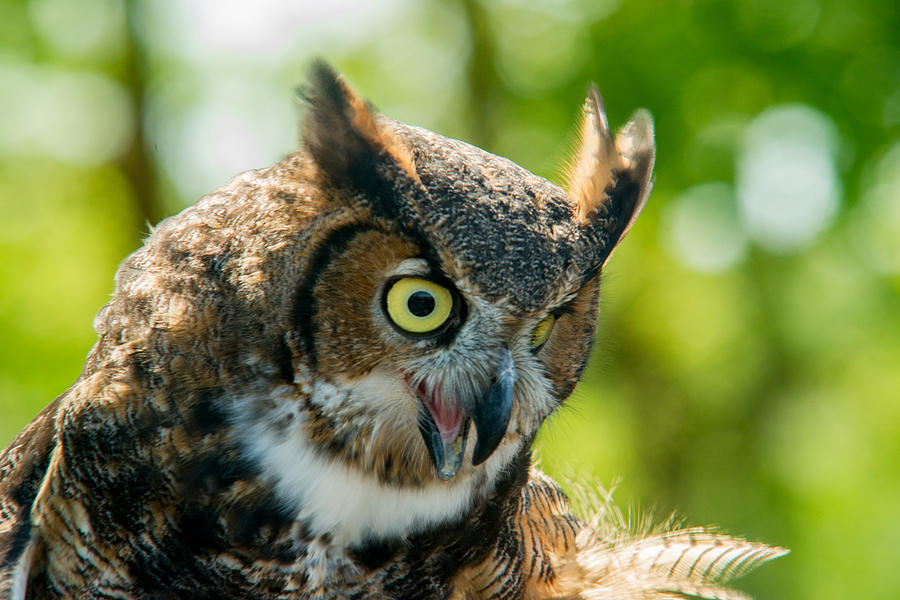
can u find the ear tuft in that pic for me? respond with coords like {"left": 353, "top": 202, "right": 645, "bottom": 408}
{"left": 610, "top": 108, "right": 655, "bottom": 248}
{"left": 566, "top": 85, "right": 616, "bottom": 224}
{"left": 566, "top": 87, "right": 655, "bottom": 264}
{"left": 299, "top": 60, "right": 418, "bottom": 190}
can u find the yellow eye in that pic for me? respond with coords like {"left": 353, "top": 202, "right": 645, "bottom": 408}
{"left": 531, "top": 314, "right": 556, "bottom": 349}
{"left": 384, "top": 277, "right": 455, "bottom": 335}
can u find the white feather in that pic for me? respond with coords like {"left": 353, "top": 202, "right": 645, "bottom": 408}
{"left": 233, "top": 383, "right": 522, "bottom": 548}
{"left": 9, "top": 537, "right": 36, "bottom": 600}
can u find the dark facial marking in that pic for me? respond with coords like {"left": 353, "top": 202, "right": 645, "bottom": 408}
{"left": 541, "top": 276, "right": 601, "bottom": 402}
{"left": 293, "top": 222, "right": 382, "bottom": 369}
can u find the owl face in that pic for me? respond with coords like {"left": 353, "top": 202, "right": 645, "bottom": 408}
{"left": 275, "top": 65, "right": 653, "bottom": 492}
{"left": 298, "top": 222, "right": 601, "bottom": 486}
{"left": 107, "top": 63, "right": 653, "bottom": 544}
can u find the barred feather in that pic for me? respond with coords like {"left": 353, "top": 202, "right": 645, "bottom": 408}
{"left": 459, "top": 471, "right": 787, "bottom": 600}
{"left": 567, "top": 527, "right": 788, "bottom": 599}
{"left": 545, "top": 482, "right": 788, "bottom": 600}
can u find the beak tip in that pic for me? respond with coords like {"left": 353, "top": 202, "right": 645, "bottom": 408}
{"left": 470, "top": 348, "right": 517, "bottom": 468}
{"left": 471, "top": 442, "right": 492, "bottom": 466}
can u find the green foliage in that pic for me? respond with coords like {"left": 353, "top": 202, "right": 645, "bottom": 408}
{"left": 1, "top": 0, "right": 898, "bottom": 597}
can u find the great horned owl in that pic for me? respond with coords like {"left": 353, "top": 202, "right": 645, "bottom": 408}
{"left": 0, "top": 62, "right": 785, "bottom": 599}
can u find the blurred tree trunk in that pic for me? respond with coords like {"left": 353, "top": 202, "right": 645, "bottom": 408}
{"left": 459, "top": 0, "right": 498, "bottom": 149}
{"left": 117, "top": 0, "right": 161, "bottom": 234}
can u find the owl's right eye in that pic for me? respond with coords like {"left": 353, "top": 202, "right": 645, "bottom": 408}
{"left": 383, "top": 277, "right": 457, "bottom": 336}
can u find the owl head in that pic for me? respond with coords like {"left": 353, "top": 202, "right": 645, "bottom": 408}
{"left": 95, "top": 62, "right": 653, "bottom": 543}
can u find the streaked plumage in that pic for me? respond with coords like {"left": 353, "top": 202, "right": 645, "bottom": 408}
{"left": 0, "top": 62, "right": 785, "bottom": 599}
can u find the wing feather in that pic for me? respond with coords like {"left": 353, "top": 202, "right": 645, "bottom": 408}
{"left": 513, "top": 470, "right": 788, "bottom": 600}
{"left": 0, "top": 396, "right": 61, "bottom": 599}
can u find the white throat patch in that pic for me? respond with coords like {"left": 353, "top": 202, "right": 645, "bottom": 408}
{"left": 232, "top": 383, "right": 521, "bottom": 548}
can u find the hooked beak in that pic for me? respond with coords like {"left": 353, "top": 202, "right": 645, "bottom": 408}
{"left": 470, "top": 348, "right": 517, "bottom": 466}
{"left": 415, "top": 348, "right": 517, "bottom": 479}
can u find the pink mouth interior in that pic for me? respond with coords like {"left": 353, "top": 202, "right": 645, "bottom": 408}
{"left": 411, "top": 378, "right": 464, "bottom": 443}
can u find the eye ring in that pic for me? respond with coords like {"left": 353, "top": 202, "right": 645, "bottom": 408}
{"left": 530, "top": 314, "right": 556, "bottom": 351}
{"left": 382, "top": 277, "right": 458, "bottom": 337}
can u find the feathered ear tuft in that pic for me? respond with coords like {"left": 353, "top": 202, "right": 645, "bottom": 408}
{"left": 567, "top": 85, "right": 616, "bottom": 223}
{"left": 612, "top": 108, "right": 655, "bottom": 244}
{"left": 299, "top": 60, "right": 418, "bottom": 195}
{"left": 566, "top": 87, "right": 655, "bottom": 265}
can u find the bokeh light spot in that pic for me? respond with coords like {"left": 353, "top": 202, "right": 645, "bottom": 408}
{"left": 146, "top": 77, "right": 296, "bottom": 203}
{"left": 28, "top": 0, "right": 126, "bottom": 60}
{"left": 138, "top": 0, "right": 402, "bottom": 62}
{"left": 852, "top": 140, "right": 900, "bottom": 274}
{"left": 0, "top": 61, "right": 133, "bottom": 166}
{"left": 736, "top": 104, "right": 841, "bottom": 253}
{"left": 663, "top": 182, "right": 747, "bottom": 272}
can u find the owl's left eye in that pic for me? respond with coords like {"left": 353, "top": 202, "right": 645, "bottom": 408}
{"left": 384, "top": 277, "right": 457, "bottom": 336}
{"left": 530, "top": 314, "right": 556, "bottom": 350}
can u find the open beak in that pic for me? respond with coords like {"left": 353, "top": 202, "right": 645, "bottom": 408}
{"left": 418, "top": 412, "right": 471, "bottom": 480}
{"left": 415, "top": 348, "right": 517, "bottom": 479}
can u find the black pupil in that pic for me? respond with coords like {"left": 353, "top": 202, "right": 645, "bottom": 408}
{"left": 408, "top": 291, "right": 436, "bottom": 317}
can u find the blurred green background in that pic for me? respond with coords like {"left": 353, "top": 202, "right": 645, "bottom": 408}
{"left": 2, "top": 0, "right": 899, "bottom": 597}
